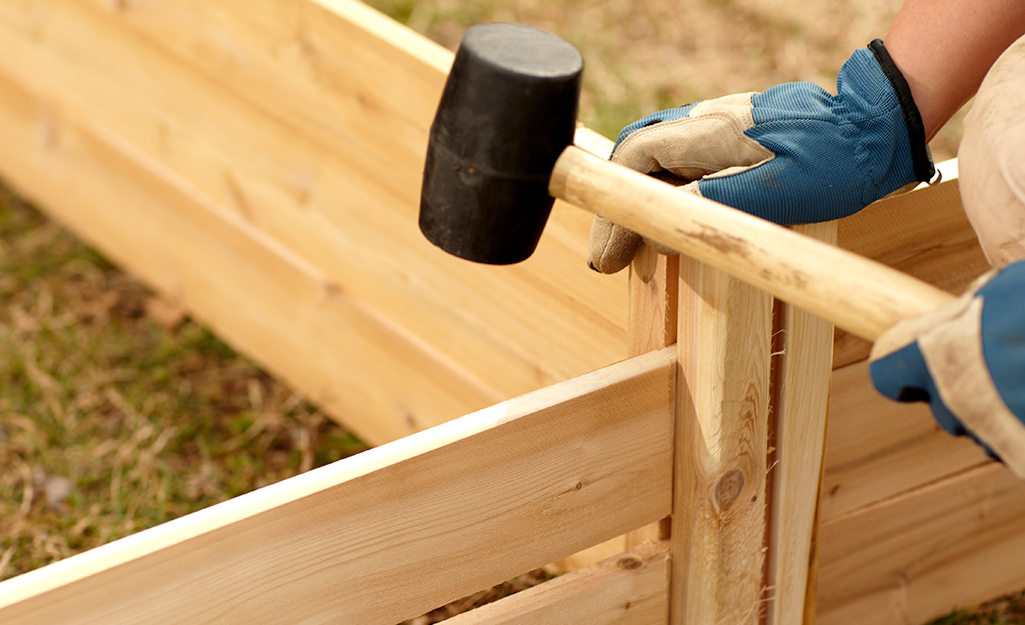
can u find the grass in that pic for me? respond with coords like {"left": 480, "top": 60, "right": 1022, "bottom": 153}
{"left": 0, "top": 182, "right": 551, "bottom": 621}
{"left": 0, "top": 187, "right": 367, "bottom": 580}
{"left": 367, "top": 0, "right": 966, "bottom": 161}
{"left": 926, "top": 592, "right": 1025, "bottom": 625}
{"left": 0, "top": 184, "right": 541, "bottom": 623}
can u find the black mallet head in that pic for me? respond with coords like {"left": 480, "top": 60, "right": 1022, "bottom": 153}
{"left": 419, "top": 23, "right": 584, "bottom": 265}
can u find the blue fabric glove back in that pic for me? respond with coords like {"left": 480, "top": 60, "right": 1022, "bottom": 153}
{"left": 588, "top": 40, "right": 935, "bottom": 274}
{"left": 611, "top": 40, "right": 934, "bottom": 225}
{"left": 869, "top": 261, "right": 1025, "bottom": 479}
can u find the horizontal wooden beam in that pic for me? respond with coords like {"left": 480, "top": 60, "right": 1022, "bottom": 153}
{"left": 833, "top": 169, "right": 988, "bottom": 368}
{"left": 445, "top": 542, "right": 670, "bottom": 625}
{"left": 817, "top": 462, "right": 1025, "bottom": 625}
{"left": 0, "top": 349, "right": 675, "bottom": 625}
{"left": 820, "top": 359, "right": 991, "bottom": 520}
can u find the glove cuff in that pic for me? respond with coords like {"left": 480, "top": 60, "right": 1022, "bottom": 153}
{"left": 868, "top": 39, "right": 935, "bottom": 183}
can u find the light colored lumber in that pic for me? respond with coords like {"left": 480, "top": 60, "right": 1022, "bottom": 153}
{"left": 562, "top": 241, "right": 679, "bottom": 571}
{"left": 558, "top": 243, "right": 680, "bottom": 573}
{"left": 97, "top": 0, "right": 628, "bottom": 396}
{"left": 629, "top": 243, "right": 680, "bottom": 359}
{"left": 0, "top": 58, "right": 497, "bottom": 446}
{"left": 550, "top": 134, "right": 681, "bottom": 571}
{"left": 625, "top": 245, "right": 679, "bottom": 550}
{"left": 838, "top": 168, "right": 983, "bottom": 295}
{"left": 832, "top": 165, "right": 988, "bottom": 368}
{"left": 820, "top": 360, "right": 990, "bottom": 520}
{"left": 0, "top": 0, "right": 630, "bottom": 443}
{"left": 74, "top": 0, "right": 454, "bottom": 185}
{"left": 816, "top": 462, "right": 1025, "bottom": 625}
{"left": 545, "top": 135, "right": 664, "bottom": 569}
{"left": 550, "top": 146, "right": 955, "bottom": 343}
{"left": 542, "top": 132, "right": 680, "bottom": 573}
{"left": 670, "top": 256, "right": 773, "bottom": 625}
{"left": 765, "top": 222, "right": 837, "bottom": 625}
{"left": 446, "top": 542, "right": 670, "bottom": 625}
{"left": 0, "top": 349, "right": 675, "bottom": 625}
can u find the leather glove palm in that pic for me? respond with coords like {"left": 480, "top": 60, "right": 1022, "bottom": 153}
{"left": 870, "top": 261, "right": 1025, "bottom": 480}
{"left": 589, "top": 40, "right": 934, "bottom": 273}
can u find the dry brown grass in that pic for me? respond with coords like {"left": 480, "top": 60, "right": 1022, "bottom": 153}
{"left": 0, "top": 189, "right": 367, "bottom": 580}
{"left": 369, "top": 0, "right": 965, "bottom": 161}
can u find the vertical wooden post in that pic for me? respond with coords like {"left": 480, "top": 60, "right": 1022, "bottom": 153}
{"left": 670, "top": 256, "right": 773, "bottom": 625}
{"left": 626, "top": 244, "right": 678, "bottom": 548}
{"left": 628, "top": 245, "right": 679, "bottom": 357}
{"left": 554, "top": 242, "right": 678, "bottom": 572}
{"left": 764, "top": 222, "right": 837, "bottom": 625}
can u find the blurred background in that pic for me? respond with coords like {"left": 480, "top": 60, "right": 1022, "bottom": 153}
{"left": 0, "top": 1, "right": 1016, "bottom": 623}
{"left": 366, "top": 0, "right": 966, "bottom": 161}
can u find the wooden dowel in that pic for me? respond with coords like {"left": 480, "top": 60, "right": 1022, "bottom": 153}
{"left": 550, "top": 146, "right": 955, "bottom": 341}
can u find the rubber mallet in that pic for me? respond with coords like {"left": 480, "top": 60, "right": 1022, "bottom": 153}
{"left": 419, "top": 23, "right": 954, "bottom": 342}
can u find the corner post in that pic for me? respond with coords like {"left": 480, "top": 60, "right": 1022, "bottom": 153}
{"left": 669, "top": 255, "right": 773, "bottom": 624}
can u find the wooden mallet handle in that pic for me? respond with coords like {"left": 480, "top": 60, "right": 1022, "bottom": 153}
{"left": 550, "top": 145, "right": 955, "bottom": 342}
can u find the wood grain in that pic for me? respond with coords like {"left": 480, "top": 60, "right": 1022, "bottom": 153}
{"left": 629, "top": 244, "right": 680, "bottom": 359}
{"left": 0, "top": 0, "right": 631, "bottom": 443}
{"left": 0, "top": 63, "right": 497, "bottom": 445}
{"left": 817, "top": 463, "right": 1025, "bottom": 625}
{"left": 832, "top": 172, "right": 989, "bottom": 368}
{"left": 820, "top": 360, "right": 991, "bottom": 520}
{"left": 0, "top": 350, "right": 675, "bottom": 625}
{"left": 625, "top": 245, "right": 678, "bottom": 550}
{"left": 670, "top": 257, "right": 773, "bottom": 625}
{"left": 765, "top": 222, "right": 837, "bottom": 625}
{"left": 446, "top": 542, "right": 670, "bottom": 625}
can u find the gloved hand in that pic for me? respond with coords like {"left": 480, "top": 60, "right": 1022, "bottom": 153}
{"left": 588, "top": 40, "right": 935, "bottom": 274}
{"left": 869, "top": 261, "right": 1025, "bottom": 480}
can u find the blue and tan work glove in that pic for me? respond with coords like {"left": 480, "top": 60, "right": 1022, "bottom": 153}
{"left": 588, "top": 40, "right": 935, "bottom": 273}
{"left": 869, "top": 262, "right": 1025, "bottom": 480}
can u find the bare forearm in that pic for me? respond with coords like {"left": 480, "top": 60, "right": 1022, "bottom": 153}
{"left": 885, "top": 0, "right": 1025, "bottom": 141}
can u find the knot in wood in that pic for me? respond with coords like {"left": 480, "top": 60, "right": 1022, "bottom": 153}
{"left": 714, "top": 468, "right": 745, "bottom": 511}
{"left": 617, "top": 556, "right": 643, "bottom": 570}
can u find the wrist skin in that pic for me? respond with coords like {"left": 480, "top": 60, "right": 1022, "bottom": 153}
{"left": 884, "top": 0, "right": 1025, "bottom": 142}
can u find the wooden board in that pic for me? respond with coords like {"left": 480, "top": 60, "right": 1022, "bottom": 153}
{"left": 820, "top": 360, "right": 991, "bottom": 520}
{"left": 833, "top": 172, "right": 989, "bottom": 368}
{"left": 817, "top": 462, "right": 1025, "bottom": 625}
{"left": 626, "top": 245, "right": 678, "bottom": 549}
{"left": 765, "top": 222, "right": 837, "bottom": 625}
{"left": 0, "top": 63, "right": 498, "bottom": 445}
{"left": 629, "top": 245, "right": 680, "bottom": 359}
{"left": 670, "top": 257, "right": 773, "bottom": 625}
{"left": 446, "top": 542, "right": 670, "bottom": 625}
{"left": 0, "top": 349, "right": 675, "bottom": 625}
{"left": 0, "top": 0, "right": 630, "bottom": 444}
{"left": 813, "top": 162, "right": 1025, "bottom": 623}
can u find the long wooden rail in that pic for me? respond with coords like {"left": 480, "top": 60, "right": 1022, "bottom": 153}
{"left": 0, "top": 351, "right": 674, "bottom": 624}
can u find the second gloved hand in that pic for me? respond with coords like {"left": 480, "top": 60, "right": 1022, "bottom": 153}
{"left": 869, "top": 262, "right": 1025, "bottom": 480}
{"left": 589, "top": 40, "right": 935, "bottom": 274}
